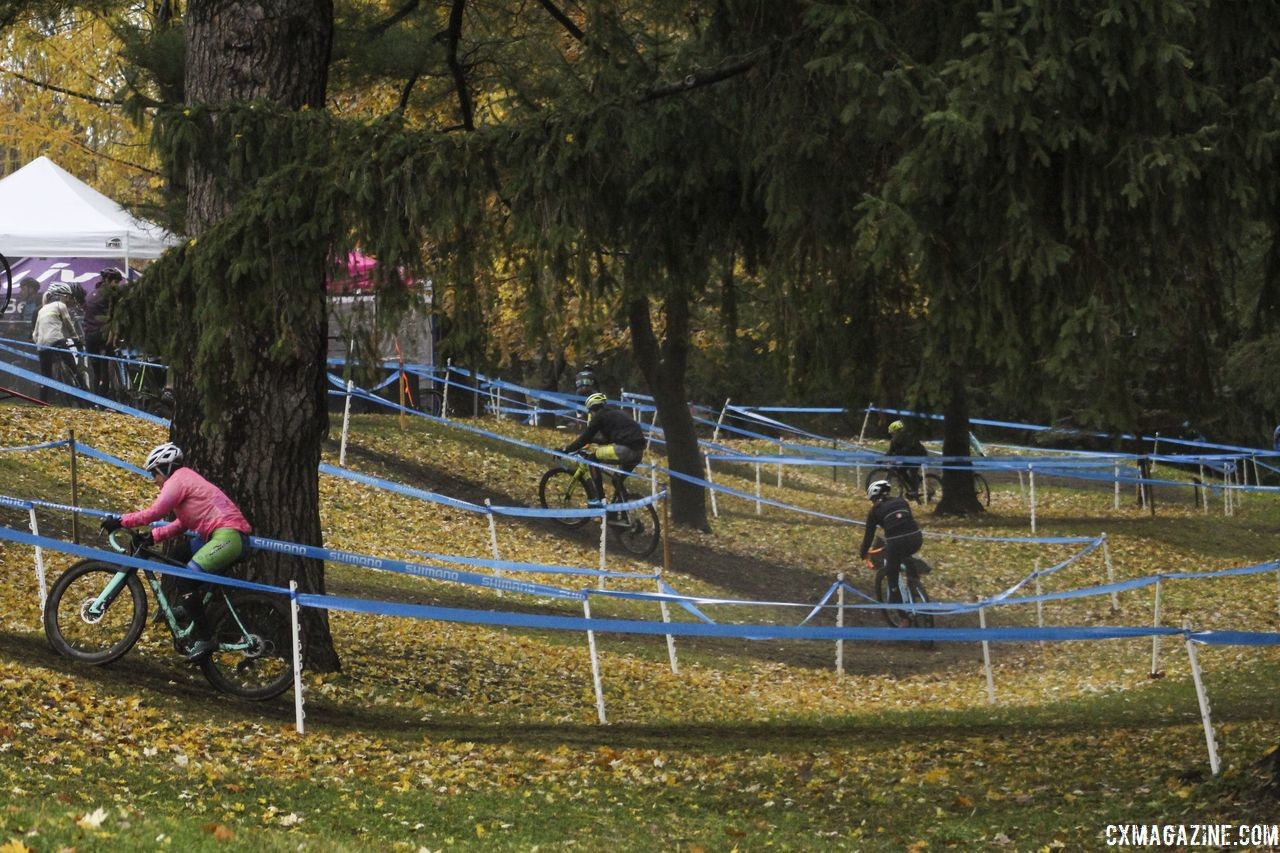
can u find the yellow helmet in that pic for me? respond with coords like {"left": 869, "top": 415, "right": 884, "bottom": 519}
{"left": 888, "top": 420, "right": 905, "bottom": 434}
{"left": 585, "top": 393, "right": 607, "bottom": 411}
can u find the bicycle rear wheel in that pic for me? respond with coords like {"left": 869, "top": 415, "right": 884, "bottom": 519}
{"left": 538, "top": 467, "right": 597, "bottom": 529}
{"left": 44, "top": 561, "right": 148, "bottom": 664}
{"left": 922, "top": 473, "right": 943, "bottom": 505}
{"left": 612, "top": 502, "right": 660, "bottom": 557}
{"left": 51, "top": 358, "right": 88, "bottom": 407}
{"left": 199, "top": 593, "right": 298, "bottom": 700}
{"left": 864, "top": 467, "right": 898, "bottom": 495}
{"left": 973, "top": 473, "right": 991, "bottom": 507}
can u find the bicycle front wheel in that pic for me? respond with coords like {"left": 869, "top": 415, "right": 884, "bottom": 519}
{"left": 613, "top": 503, "right": 660, "bottom": 557}
{"left": 538, "top": 467, "right": 596, "bottom": 529}
{"left": 44, "top": 561, "right": 148, "bottom": 664}
{"left": 873, "top": 567, "right": 935, "bottom": 630}
{"left": 199, "top": 594, "right": 298, "bottom": 700}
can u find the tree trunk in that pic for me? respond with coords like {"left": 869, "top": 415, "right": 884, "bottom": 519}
{"left": 933, "top": 365, "right": 985, "bottom": 517}
{"left": 627, "top": 293, "right": 709, "bottom": 531}
{"left": 180, "top": 0, "right": 339, "bottom": 669}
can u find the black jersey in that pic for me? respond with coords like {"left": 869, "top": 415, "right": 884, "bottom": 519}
{"left": 859, "top": 496, "right": 920, "bottom": 558}
{"left": 563, "top": 406, "right": 646, "bottom": 453}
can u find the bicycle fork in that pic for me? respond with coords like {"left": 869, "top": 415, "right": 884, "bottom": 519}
{"left": 85, "top": 571, "right": 132, "bottom": 621}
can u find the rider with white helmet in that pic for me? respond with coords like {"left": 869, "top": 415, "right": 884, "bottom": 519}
{"left": 859, "top": 479, "right": 924, "bottom": 626}
{"left": 100, "top": 442, "right": 252, "bottom": 660}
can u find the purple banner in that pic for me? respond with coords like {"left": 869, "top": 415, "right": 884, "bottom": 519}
{"left": 2, "top": 256, "right": 139, "bottom": 318}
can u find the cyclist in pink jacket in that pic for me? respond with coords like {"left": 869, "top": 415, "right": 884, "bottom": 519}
{"left": 100, "top": 442, "right": 251, "bottom": 659}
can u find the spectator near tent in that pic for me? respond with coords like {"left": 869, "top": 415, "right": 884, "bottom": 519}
{"left": 82, "top": 267, "right": 126, "bottom": 394}
{"left": 17, "top": 277, "right": 40, "bottom": 329}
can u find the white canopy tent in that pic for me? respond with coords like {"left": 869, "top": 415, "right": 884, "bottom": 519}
{"left": 0, "top": 156, "right": 179, "bottom": 269}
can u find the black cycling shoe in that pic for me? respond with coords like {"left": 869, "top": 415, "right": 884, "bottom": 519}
{"left": 183, "top": 639, "right": 216, "bottom": 661}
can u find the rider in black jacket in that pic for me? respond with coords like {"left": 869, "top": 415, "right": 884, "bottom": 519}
{"left": 562, "top": 393, "right": 646, "bottom": 503}
{"left": 859, "top": 479, "right": 924, "bottom": 625}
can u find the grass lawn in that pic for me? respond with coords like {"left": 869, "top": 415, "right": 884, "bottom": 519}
{"left": 0, "top": 405, "right": 1276, "bottom": 851}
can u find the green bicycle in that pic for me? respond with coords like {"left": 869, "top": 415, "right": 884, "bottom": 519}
{"left": 43, "top": 528, "right": 301, "bottom": 700}
{"left": 538, "top": 453, "right": 661, "bottom": 558}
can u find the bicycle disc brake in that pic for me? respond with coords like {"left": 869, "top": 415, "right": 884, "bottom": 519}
{"left": 77, "top": 599, "right": 107, "bottom": 625}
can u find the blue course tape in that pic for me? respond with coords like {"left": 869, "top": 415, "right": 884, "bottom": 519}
{"left": 0, "top": 524, "right": 286, "bottom": 595}
{"left": 297, "top": 590, "right": 1217, "bottom": 643}
{"left": 249, "top": 533, "right": 584, "bottom": 601}
{"left": 0, "top": 439, "right": 71, "bottom": 453}
{"left": 0, "top": 359, "right": 168, "bottom": 426}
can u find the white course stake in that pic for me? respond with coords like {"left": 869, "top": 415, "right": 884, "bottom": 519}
{"left": 706, "top": 457, "right": 719, "bottom": 519}
{"left": 290, "top": 581, "right": 305, "bottom": 735}
{"left": 1033, "top": 558, "right": 1043, "bottom": 631}
{"left": 712, "top": 398, "right": 730, "bottom": 445}
{"left": 442, "top": 359, "right": 452, "bottom": 420}
{"left": 1113, "top": 463, "right": 1121, "bottom": 510}
{"left": 28, "top": 507, "right": 47, "bottom": 613}
{"left": 777, "top": 441, "right": 784, "bottom": 488}
{"left": 598, "top": 512, "right": 608, "bottom": 589}
{"left": 484, "top": 499, "right": 503, "bottom": 596}
{"left": 1150, "top": 575, "right": 1164, "bottom": 676}
{"left": 836, "top": 573, "right": 845, "bottom": 677}
{"left": 584, "top": 598, "right": 607, "bottom": 725}
{"left": 656, "top": 570, "right": 678, "bottom": 675}
{"left": 1199, "top": 464, "right": 1208, "bottom": 514}
{"left": 339, "top": 379, "right": 354, "bottom": 466}
{"left": 858, "top": 404, "right": 871, "bottom": 444}
{"left": 1183, "top": 621, "right": 1220, "bottom": 776}
{"left": 754, "top": 463, "right": 762, "bottom": 515}
{"left": 979, "top": 605, "right": 996, "bottom": 704}
{"left": 1102, "top": 533, "right": 1119, "bottom": 612}
{"left": 1028, "top": 466, "right": 1037, "bottom": 534}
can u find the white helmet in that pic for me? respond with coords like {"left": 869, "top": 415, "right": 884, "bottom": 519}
{"left": 867, "top": 479, "right": 892, "bottom": 501}
{"left": 45, "top": 281, "right": 73, "bottom": 299}
{"left": 144, "top": 442, "right": 184, "bottom": 476}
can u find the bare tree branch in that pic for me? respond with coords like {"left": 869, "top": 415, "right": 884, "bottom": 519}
{"left": 369, "top": 0, "right": 421, "bottom": 38}
{"left": 443, "top": 0, "right": 474, "bottom": 130}
{"left": 3, "top": 69, "right": 119, "bottom": 106}
{"left": 395, "top": 71, "right": 420, "bottom": 113}
{"left": 642, "top": 55, "right": 760, "bottom": 102}
{"left": 536, "top": 0, "right": 584, "bottom": 42}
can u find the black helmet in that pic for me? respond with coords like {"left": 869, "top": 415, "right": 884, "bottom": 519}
{"left": 99, "top": 267, "right": 124, "bottom": 283}
{"left": 574, "top": 367, "right": 597, "bottom": 392}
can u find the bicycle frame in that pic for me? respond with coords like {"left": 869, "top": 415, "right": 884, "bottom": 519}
{"left": 105, "top": 532, "right": 254, "bottom": 654}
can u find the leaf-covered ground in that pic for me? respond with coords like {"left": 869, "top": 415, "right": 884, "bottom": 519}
{"left": 0, "top": 406, "right": 1276, "bottom": 851}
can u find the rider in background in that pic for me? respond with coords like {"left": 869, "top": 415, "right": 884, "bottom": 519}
{"left": 887, "top": 419, "right": 927, "bottom": 500}
{"left": 31, "top": 282, "right": 80, "bottom": 403}
{"left": 574, "top": 366, "right": 599, "bottom": 396}
{"left": 82, "top": 267, "right": 125, "bottom": 395}
{"left": 859, "top": 479, "right": 924, "bottom": 627}
{"left": 562, "top": 393, "right": 646, "bottom": 506}
{"left": 99, "top": 442, "right": 252, "bottom": 660}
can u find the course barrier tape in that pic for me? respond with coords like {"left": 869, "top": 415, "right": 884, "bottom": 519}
{"left": 0, "top": 358, "right": 168, "bottom": 425}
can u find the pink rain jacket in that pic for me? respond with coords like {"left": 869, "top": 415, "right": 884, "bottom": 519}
{"left": 121, "top": 467, "right": 251, "bottom": 543}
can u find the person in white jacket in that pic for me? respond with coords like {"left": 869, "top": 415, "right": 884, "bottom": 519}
{"left": 31, "top": 283, "right": 80, "bottom": 403}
